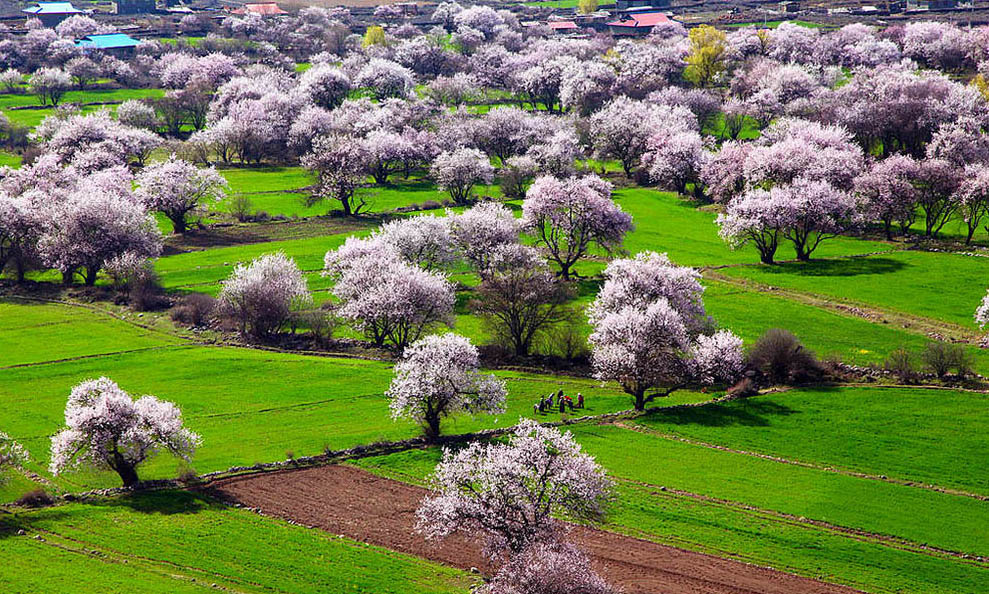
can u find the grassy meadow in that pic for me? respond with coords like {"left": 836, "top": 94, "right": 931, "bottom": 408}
{"left": 3, "top": 81, "right": 989, "bottom": 594}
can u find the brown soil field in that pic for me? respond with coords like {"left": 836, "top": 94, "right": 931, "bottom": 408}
{"left": 207, "top": 464, "right": 862, "bottom": 594}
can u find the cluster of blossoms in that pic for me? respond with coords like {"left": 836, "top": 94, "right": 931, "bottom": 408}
{"left": 416, "top": 418, "right": 613, "bottom": 557}
{"left": 587, "top": 251, "right": 744, "bottom": 410}
{"left": 387, "top": 333, "right": 506, "bottom": 439}
{"left": 216, "top": 252, "right": 312, "bottom": 339}
{"left": 49, "top": 377, "right": 200, "bottom": 487}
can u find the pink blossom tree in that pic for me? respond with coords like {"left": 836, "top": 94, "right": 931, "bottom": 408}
{"left": 482, "top": 541, "right": 620, "bottom": 594}
{"left": 354, "top": 58, "right": 415, "bottom": 100}
{"left": 38, "top": 191, "right": 163, "bottom": 285}
{"left": 716, "top": 188, "right": 786, "bottom": 264}
{"left": 522, "top": 175, "right": 634, "bottom": 280}
{"left": 416, "top": 419, "right": 612, "bottom": 558}
{"left": 216, "top": 252, "right": 312, "bottom": 339}
{"left": 49, "top": 377, "right": 200, "bottom": 487}
{"left": 955, "top": 164, "right": 989, "bottom": 244}
{"left": 853, "top": 155, "right": 919, "bottom": 239}
{"left": 588, "top": 97, "right": 696, "bottom": 175}
{"left": 975, "top": 290, "right": 989, "bottom": 331}
{"left": 718, "top": 178, "right": 860, "bottom": 261}
{"left": 375, "top": 215, "right": 456, "bottom": 271}
{"left": 301, "top": 135, "right": 370, "bottom": 216}
{"left": 329, "top": 250, "right": 455, "bottom": 349}
{"left": 643, "top": 129, "right": 706, "bottom": 198}
{"left": 447, "top": 201, "right": 521, "bottom": 278}
{"left": 911, "top": 158, "right": 963, "bottom": 238}
{"left": 700, "top": 140, "right": 750, "bottom": 203}
{"left": 588, "top": 251, "right": 743, "bottom": 410}
{"left": 295, "top": 63, "right": 351, "bottom": 109}
{"left": 387, "top": 333, "right": 506, "bottom": 439}
{"left": 431, "top": 147, "right": 494, "bottom": 205}
{"left": 362, "top": 128, "right": 412, "bottom": 184}
{"left": 135, "top": 155, "right": 228, "bottom": 233}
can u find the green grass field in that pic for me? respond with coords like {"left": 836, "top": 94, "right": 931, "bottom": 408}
{"left": 631, "top": 385, "right": 989, "bottom": 495}
{"left": 1, "top": 490, "right": 473, "bottom": 593}
{"left": 720, "top": 250, "right": 989, "bottom": 329}
{"left": 6, "top": 128, "right": 989, "bottom": 594}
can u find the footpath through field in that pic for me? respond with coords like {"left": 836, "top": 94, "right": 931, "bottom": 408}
{"left": 207, "top": 465, "right": 861, "bottom": 594}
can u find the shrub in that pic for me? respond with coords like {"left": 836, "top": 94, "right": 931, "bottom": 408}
{"left": 884, "top": 348, "right": 917, "bottom": 383}
{"left": 922, "top": 341, "right": 972, "bottom": 379}
{"left": 746, "top": 328, "right": 821, "bottom": 385}
{"left": 170, "top": 293, "right": 217, "bottom": 328}
{"left": 15, "top": 489, "right": 54, "bottom": 508}
{"left": 541, "top": 317, "right": 590, "bottom": 361}
{"left": 229, "top": 195, "right": 254, "bottom": 222}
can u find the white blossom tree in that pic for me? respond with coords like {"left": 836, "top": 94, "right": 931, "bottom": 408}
{"left": 29, "top": 68, "right": 71, "bottom": 106}
{"left": 387, "top": 333, "right": 506, "bottom": 439}
{"left": 521, "top": 175, "right": 634, "bottom": 280}
{"left": 136, "top": 155, "right": 228, "bottom": 233}
{"left": 328, "top": 247, "right": 455, "bottom": 349}
{"left": 588, "top": 251, "right": 743, "bottom": 410}
{"left": 216, "top": 252, "right": 312, "bottom": 339}
{"left": 49, "top": 377, "right": 200, "bottom": 487}
{"left": 483, "top": 540, "right": 620, "bottom": 594}
{"left": 431, "top": 147, "right": 494, "bottom": 205}
{"left": 0, "top": 431, "right": 28, "bottom": 484}
{"left": 416, "top": 419, "right": 612, "bottom": 558}
{"left": 447, "top": 201, "right": 521, "bottom": 278}
{"left": 38, "top": 190, "right": 163, "bottom": 285}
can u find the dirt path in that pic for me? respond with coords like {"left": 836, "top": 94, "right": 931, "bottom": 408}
{"left": 207, "top": 465, "right": 861, "bottom": 594}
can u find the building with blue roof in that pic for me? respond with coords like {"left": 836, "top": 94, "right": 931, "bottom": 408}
{"left": 22, "top": 2, "right": 82, "bottom": 27}
{"left": 76, "top": 33, "right": 142, "bottom": 56}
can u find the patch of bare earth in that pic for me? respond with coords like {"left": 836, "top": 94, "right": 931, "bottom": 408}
{"left": 207, "top": 465, "right": 861, "bottom": 594}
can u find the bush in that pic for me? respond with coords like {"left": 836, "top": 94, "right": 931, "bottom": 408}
{"left": 922, "top": 341, "right": 972, "bottom": 379}
{"left": 746, "top": 328, "right": 821, "bottom": 385}
{"left": 541, "top": 319, "right": 589, "bottom": 361}
{"left": 884, "top": 348, "right": 917, "bottom": 383}
{"left": 15, "top": 489, "right": 54, "bottom": 508}
{"left": 422, "top": 200, "right": 442, "bottom": 210}
{"left": 170, "top": 293, "right": 216, "bottom": 328}
{"left": 229, "top": 195, "right": 253, "bottom": 222}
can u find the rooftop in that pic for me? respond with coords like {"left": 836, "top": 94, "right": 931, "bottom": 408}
{"left": 607, "top": 11, "right": 671, "bottom": 27}
{"left": 22, "top": 2, "right": 82, "bottom": 15}
{"left": 231, "top": 3, "right": 288, "bottom": 15}
{"left": 76, "top": 32, "right": 141, "bottom": 49}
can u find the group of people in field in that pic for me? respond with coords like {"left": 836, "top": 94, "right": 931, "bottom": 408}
{"left": 534, "top": 389, "right": 584, "bottom": 415}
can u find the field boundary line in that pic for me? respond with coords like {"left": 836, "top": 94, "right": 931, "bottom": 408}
{"left": 6, "top": 527, "right": 253, "bottom": 593}
{"left": 702, "top": 271, "right": 981, "bottom": 344}
{"left": 0, "top": 344, "right": 190, "bottom": 371}
{"left": 1, "top": 294, "right": 194, "bottom": 343}
{"left": 612, "top": 421, "right": 989, "bottom": 502}
{"left": 615, "top": 479, "right": 989, "bottom": 566}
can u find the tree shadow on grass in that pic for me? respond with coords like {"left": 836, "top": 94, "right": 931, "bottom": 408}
{"left": 86, "top": 490, "right": 225, "bottom": 516}
{"left": 642, "top": 399, "right": 800, "bottom": 428}
{"left": 759, "top": 257, "right": 907, "bottom": 278}
{"left": 0, "top": 508, "right": 71, "bottom": 539}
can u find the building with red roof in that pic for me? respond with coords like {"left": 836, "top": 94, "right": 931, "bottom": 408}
{"left": 547, "top": 20, "right": 579, "bottom": 34}
{"left": 231, "top": 3, "right": 287, "bottom": 16}
{"left": 607, "top": 10, "right": 671, "bottom": 36}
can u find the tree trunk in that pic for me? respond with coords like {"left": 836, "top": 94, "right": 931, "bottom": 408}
{"left": 172, "top": 216, "right": 188, "bottom": 234}
{"left": 84, "top": 267, "right": 99, "bottom": 286}
{"left": 112, "top": 453, "right": 140, "bottom": 487}
{"left": 633, "top": 389, "right": 646, "bottom": 412}
{"left": 424, "top": 412, "right": 441, "bottom": 442}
